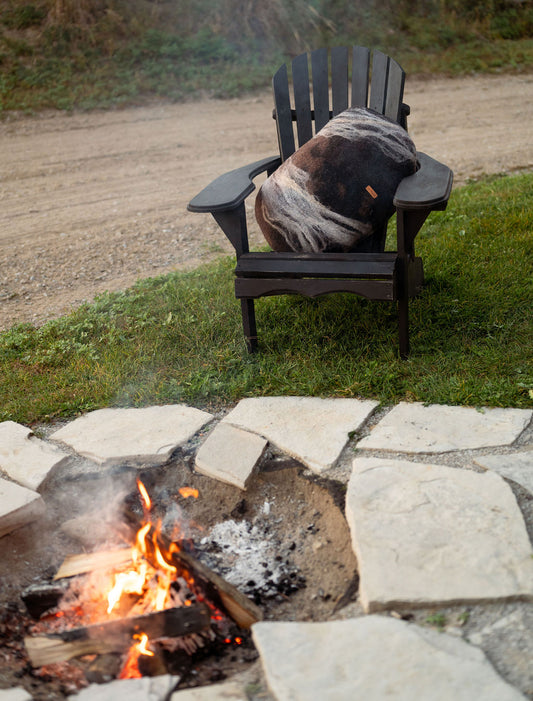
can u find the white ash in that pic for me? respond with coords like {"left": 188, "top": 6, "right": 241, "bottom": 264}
{"left": 196, "top": 507, "right": 306, "bottom": 602}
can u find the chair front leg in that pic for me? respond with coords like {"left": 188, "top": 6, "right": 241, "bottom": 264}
{"left": 212, "top": 204, "right": 259, "bottom": 352}
{"left": 395, "top": 206, "right": 432, "bottom": 357}
{"left": 212, "top": 203, "right": 250, "bottom": 257}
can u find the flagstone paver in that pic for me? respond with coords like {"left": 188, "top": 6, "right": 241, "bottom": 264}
{"left": 195, "top": 423, "right": 268, "bottom": 489}
{"left": 50, "top": 405, "right": 213, "bottom": 466}
{"left": 474, "top": 449, "right": 533, "bottom": 495}
{"left": 170, "top": 680, "right": 247, "bottom": 699}
{"left": 68, "top": 675, "right": 180, "bottom": 701}
{"left": 222, "top": 397, "right": 378, "bottom": 473}
{"left": 0, "top": 421, "right": 70, "bottom": 490}
{"left": 0, "top": 688, "right": 32, "bottom": 701}
{"left": 0, "top": 476, "right": 46, "bottom": 538}
{"left": 252, "top": 617, "right": 526, "bottom": 701}
{"left": 346, "top": 457, "right": 533, "bottom": 613}
{"left": 357, "top": 402, "right": 532, "bottom": 453}
{"left": 465, "top": 607, "right": 533, "bottom": 691}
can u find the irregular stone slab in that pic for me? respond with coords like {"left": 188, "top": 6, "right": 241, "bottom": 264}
{"left": 0, "top": 689, "right": 33, "bottom": 701}
{"left": 68, "top": 675, "right": 179, "bottom": 701}
{"left": 466, "top": 607, "right": 533, "bottom": 693}
{"left": 474, "top": 449, "right": 533, "bottom": 495}
{"left": 0, "top": 421, "right": 69, "bottom": 490}
{"left": 195, "top": 423, "right": 267, "bottom": 489}
{"left": 357, "top": 402, "right": 532, "bottom": 453}
{"left": 222, "top": 397, "right": 378, "bottom": 473}
{"left": 346, "top": 458, "right": 533, "bottom": 612}
{"left": 252, "top": 616, "right": 526, "bottom": 701}
{"left": 170, "top": 680, "right": 247, "bottom": 699}
{"left": 51, "top": 405, "right": 213, "bottom": 466}
{"left": 0, "top": 476, "right": 46, "bottom": 538}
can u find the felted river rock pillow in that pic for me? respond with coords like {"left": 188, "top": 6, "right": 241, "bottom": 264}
{"left": 255, "top": 107, "right": 418, "bottom": 253}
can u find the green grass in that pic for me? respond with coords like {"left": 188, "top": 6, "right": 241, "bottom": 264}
{"left": 0, "top": 27, "right": 280, "bottom": 113}
{"left": 2, "top": 34, "right": 533, "bottom": 114}
{"left": 1, "top": 172, "right": 532, "bottom": 424}
{"left": 1, "top": 0, "right": 533, "bottom": 114}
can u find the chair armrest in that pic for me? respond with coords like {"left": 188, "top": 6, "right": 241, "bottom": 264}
{"left": 393, "top": 152, "right": 453, "bottom": 211}
{"left": 187, "top": 155, "right": 281, "bottom": 213}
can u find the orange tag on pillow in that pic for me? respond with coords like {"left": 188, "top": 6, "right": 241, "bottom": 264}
{"left": 366, "top": 185, "right": 378, "bottom": 199}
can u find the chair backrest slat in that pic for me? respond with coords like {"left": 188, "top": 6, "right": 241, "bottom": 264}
{"left": 384, "top": 57, "right": 405, "bottom": 123}
{"left": 292, "top": 53, "right": 313, "bottom": 147}
{"left": 273, "top": 63, "right": 296, "bottom": 161}
{"left": 331, "top": 46, "right": 349, "bottom": 116}
{"left": 351, "top": 46, "right": 370, "bottom": 108}
{"left": 369, "top": 50, "right": 390, "bottom": 114}
{"left": 311, "top": 48, "right": 330, "bottom": 132}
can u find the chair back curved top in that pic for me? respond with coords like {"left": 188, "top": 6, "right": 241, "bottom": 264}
{"left": 273, "top": 46, "right": 407, "bottom": 162}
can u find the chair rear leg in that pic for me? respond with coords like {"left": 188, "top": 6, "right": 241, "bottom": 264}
{"left": 241, "top": 298, "right": 258, "bottom": 353}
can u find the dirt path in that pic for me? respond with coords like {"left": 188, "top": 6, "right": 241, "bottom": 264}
{"left": 1, "top": 73, "right": 532, "bottom": 330}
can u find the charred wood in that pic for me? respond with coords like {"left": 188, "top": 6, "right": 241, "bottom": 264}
{"left": 25, "top": 603, "right": 210, "bottom": 667}
{"left": 21, "top": 581, "right": 69, "bottom": 619}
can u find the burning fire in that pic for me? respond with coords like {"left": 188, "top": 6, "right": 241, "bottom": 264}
{"left": 119, "top": 633, "right": 154, "bottom": 679}
{"left": 106, "top": 483, "right": 179, "bottom": 616}
{"left": 105, "top": 480, "right": 190, "bottom": 677}
{"left": 30, "top": 478, "right": 235, "bottom": 683}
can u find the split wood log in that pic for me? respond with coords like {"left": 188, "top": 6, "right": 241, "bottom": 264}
{"left": 122, "top": 507, "right": 263, "bottom": 629}
{"left": 53, "top": 547, "right": 133, "bottom": 580}
{"left": 25, "top": 603, "right": 210, "bottom": 667}
{"left": 171, "top": 548, "right": 261, "bottom": 630}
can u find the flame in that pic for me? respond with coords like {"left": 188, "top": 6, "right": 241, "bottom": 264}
{"left": 135, "top": 633, "right": 154, "bottom": 657}
{"left": 135, "top": 522, "right": 151, "bottom": 561}
{"left": 119, "top": 633, "right": 154, "bottom": 679}
{"left": 137, "top": 479, "right": 152, "bottom": 510}
{"left": 107, "top": 482, "right": 178, "bottom": 614}
{"left": 107, "top": 563, "right": 147, "bottom": 614}
{"left": 179, "top": 487, "right": 199, "bottom": 499}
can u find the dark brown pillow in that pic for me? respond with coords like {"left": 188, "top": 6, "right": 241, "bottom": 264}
{"left": 255, "top": 107, "right": 418, "bottom": 253}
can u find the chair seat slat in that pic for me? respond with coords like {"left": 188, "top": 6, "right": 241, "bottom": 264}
{"left": 235, "top": 252, "right": 398, "bottom": 280}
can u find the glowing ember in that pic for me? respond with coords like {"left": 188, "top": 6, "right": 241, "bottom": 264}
{"left": 179, "top": 487, "right": 199, "bottom": 499}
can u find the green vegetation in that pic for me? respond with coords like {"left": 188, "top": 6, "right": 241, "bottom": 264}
{"left": 425, "top": 612, "right": 447, "bottom": 630}
{"left": 1, "top": 0, "right": 532, "bottom": 113}
{"left": 1, "top": 172, "right": 532, "bottom": 424}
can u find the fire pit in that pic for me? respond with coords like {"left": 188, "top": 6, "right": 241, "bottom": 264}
{"left": 23, "top": 476, "right": 260, "bottom": 677}
{"left": 0, "top": 449, "right": 357, "bottom": 698}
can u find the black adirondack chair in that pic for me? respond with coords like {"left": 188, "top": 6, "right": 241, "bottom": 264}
{"left": 188, "top": 46, "right": 453, "bottom": 357}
